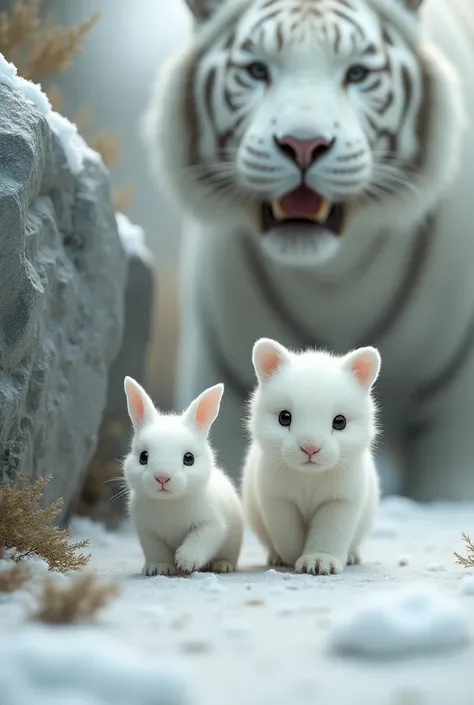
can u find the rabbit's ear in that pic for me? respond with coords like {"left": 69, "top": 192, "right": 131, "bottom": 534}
{"left": 124, "top": 376, "right": 157, "bottom": 429}
{"left": 183, "top": 383, "right": 224, "bottom": 436}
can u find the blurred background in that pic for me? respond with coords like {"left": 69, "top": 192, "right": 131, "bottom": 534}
{"left": 0, "top": 0, "right": 193, "bottom": 410}
{"left": 0, "top": 0, "right": 197, "bottom": 522}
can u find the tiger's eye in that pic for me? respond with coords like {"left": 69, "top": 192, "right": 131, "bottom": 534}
{"left": 246, "top": 61, "right": 270, "bottom": 82}
{"left": 345, "top": 64, "right": 369, "bottom": 84}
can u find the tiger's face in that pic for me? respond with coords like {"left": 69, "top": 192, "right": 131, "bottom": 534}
{"left": 148, "top": 0, "right": 461, "bottom": 266}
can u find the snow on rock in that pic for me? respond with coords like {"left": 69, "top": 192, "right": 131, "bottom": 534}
{"left": 0, "top": 53, "right": 94, "bottom": 174}
{"left": 327, "top": 585, "right": 469, "bottom": 658}
{"left": 0, "top": 628, "right": 189, "bottom": 705}
{"left": 116, "top": 212, "right": 153, "bottom": 264}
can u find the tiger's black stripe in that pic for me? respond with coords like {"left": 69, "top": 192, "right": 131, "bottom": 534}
{"left": 354, "top": 212, "right": 435, "bottom": 348}
{"left": 413, "top": 309, "right": 474, "bottom": 406}
{"left": 197, "top": 282, "right": 251, "bottom": 401}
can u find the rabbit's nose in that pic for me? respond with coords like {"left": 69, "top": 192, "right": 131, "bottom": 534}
{"left": 155, "top": 475, "right": 170, "bottom": 485}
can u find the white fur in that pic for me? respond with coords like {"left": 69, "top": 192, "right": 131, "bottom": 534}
{"left": 241, "top": 339, "right": 381, "bottom": 574}
{"left": 123, "top": 377, "right": 243, "bottom": 576}
{"left": 144, "top": 0, "right": 474, "bottom": 502}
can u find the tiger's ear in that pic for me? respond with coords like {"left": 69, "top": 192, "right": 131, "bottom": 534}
{"left": 395, "top": 0, "right": 424, "bottom": 12}
{"left": 184, "top": 0, "right": 227, "bottom": 22}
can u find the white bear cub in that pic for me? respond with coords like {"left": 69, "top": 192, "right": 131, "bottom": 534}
{"left": 123, "top": 377, "right": 243, "bottom": 576}
{"left": 242, "top": 338, "right": 381, "bottom": 575}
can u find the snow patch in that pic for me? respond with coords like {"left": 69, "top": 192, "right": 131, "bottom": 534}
{"left": 0, "top": 53, "right": 96, "bottom": 175}
{"left": 379, "top": 496, "right": 423, "bottom": 521}
{"left": 115, "top": 212, "right": 153, "bottom": 264}
{"left": 426, "top": 562, "right": 446, "bottom": 573}
{"left": 328, "top": 585, "right": 469, "bottom": 658}
{"left": 0, "top": 628, "right": 189, "bottom": 705}
{"left": 70, "top": 516, "right": 112, "bottom": 549}
{"left": 191, "top": 573, "right": 226, "bottom": 593}
{"left": 459, "top": 575, "right": 474, "bottom": 595}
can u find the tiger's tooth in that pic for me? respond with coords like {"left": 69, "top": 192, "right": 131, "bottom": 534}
{"left": 313, "top": 198, "right": 331, "bottom": 222}
{"left": 271, "top": 199, "right": 286, "bottom": 220}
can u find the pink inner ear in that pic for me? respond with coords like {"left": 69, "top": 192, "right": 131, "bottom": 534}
{"left": 260, "top": 348, "right": 281, "bottom": 379}
{"left": 127, "top": 383, "right": 145, "bottom": 426}
{"left": 195, "top": 389, "right": 219, "bottom": 429}
{"left": 352, "top": 356, "right": 372, "bottom": 384}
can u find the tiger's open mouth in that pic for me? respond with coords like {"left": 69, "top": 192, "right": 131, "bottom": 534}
{"left": 261, "top": 185, "right": 347, "bottom": 236}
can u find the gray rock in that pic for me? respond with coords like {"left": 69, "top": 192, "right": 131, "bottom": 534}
{"left": 0, "top": 84, "right": 127, "bottom": 521}
{"left": 77, "top": 255, "right": 155, "bottom": 526}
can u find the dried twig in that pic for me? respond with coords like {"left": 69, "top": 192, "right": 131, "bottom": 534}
{"left": 454, "top": 533, "right": 474, "bottom": 568}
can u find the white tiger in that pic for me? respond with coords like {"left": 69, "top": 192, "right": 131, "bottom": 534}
{"left": 144, "top": 0, "right": 474, "bottom": 500}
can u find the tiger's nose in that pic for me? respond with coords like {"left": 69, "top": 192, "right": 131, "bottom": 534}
{"left": 274, "top": 135, "right": 335, "bottom": 169}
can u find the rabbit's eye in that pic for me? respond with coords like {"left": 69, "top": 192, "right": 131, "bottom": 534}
{"left": 278, "top": 410, "right": 292, "bottom": 427}
{"left": 332, "top": 415, "right": 347, "bottom": 431}
{"left": 183, "top": 452, "right": 195, "bottom": 466}
{"left": 139, "top": 450, "right": 148, "bottom": 465}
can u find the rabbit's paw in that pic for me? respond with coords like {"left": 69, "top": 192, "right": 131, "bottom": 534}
{"left": 142, "top": 562, "right": 177, "bottom": 577}
{"left": 295, "top": 553, "right": 343, "bottom": 576}
{"left": 210, "top": 559, "right": 235, "bottom": 573}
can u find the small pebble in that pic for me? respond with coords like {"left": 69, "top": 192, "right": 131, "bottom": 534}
{"left": 390, "top": 687, "right": 424, "bottom": 705}
{"left": 245, "top": 598, "right": 265, "bottom": 607}
{"left": 426, "top": 562, "right": 446, "bottom": 572}
{"left": 180, "top": 640, "right": 212, "bottom": 655}
{"left": 170, "top": 614, "right": 192, "bottom": 630}
{"left": 398, "top": 555, "right": 410, "bottom": 567}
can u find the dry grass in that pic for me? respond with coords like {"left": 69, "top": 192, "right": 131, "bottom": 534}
{"left": 0, "top": 0, "right": 132, "bottom": 207}
{"left": 0, "top": 0, "right": 40, "bottom": 57}
{"left": 0, "top": 0, "right": 98, "bottom": 82}
{"left": 0, "top": 561, "right": 32, "bottom": 593}
{"left": 112, "top": 182, "right": 134, "bottom": 212}
{"left": 454, "top": 533, "right": 474, "bottom": 568}
{"left": 23, "top": 12, "right": 100, "bottom": 83}
{"left": 0, "top": 473, "right": 90, "bottom": 572}
{"left": 31, "top": 572, "right": 121, "bottom": 624}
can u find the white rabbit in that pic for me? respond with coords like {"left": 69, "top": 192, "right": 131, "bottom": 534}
{"left": 241, "top": 338, "right": 381, "bottom": 575}
{"left": 123, "top": 377, "right": 243, "bottom": 576}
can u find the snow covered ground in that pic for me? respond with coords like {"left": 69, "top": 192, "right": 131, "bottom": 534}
{"left": 2, "top": 497, "right": 474, "bottom": 705}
